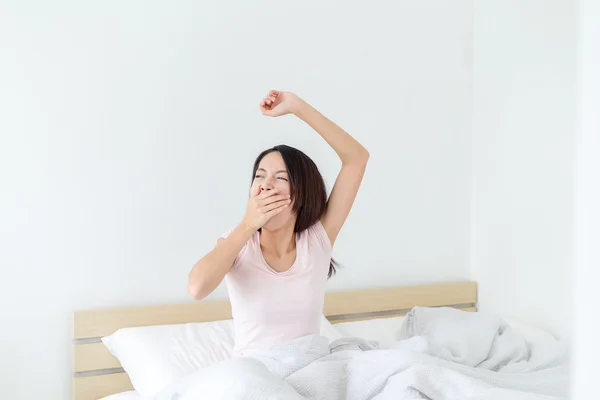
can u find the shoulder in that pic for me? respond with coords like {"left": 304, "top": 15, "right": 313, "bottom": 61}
{"left": 302, "top": 220, "right": 332, "bottom": 252}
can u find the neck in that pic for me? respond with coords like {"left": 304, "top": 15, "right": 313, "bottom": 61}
{"left": 260, "top": 223, "right": 296, "bottom": 258}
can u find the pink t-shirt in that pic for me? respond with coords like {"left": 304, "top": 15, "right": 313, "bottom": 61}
{"left": 223, "top": 221, "right": 332, "bottom": 355}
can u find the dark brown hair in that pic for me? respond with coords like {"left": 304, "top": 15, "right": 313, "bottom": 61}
{"left": 252, "top": 145, "right": 339, "bottom": 278}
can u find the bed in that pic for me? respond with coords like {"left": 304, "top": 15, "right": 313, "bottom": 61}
{"left": 72, "top": 281, "right": 478, "bottom": 399}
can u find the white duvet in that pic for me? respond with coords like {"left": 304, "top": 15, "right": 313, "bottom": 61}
{"left": 154, "top": 307, "right": 569, "bottom": 400}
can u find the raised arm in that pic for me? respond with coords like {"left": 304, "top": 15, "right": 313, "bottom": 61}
{"left": 260, "top": 91, "right": 369, "bottom": 245}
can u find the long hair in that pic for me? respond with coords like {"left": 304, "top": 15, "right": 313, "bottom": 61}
{"left": 252, "top": 145, "right": 339, "bottom": 278}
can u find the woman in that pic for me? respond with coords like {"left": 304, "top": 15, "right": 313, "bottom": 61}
{"left": 188, "top": 90, "right": 369, "bottom": 355}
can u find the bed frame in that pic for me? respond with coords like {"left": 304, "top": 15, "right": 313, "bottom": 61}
{"left": 72, "top": 281, "right": 477, "bottom": 400}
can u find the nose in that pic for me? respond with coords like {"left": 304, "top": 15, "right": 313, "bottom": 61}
{"left": 260, "top": 184, "right": 273, "bottom": 192}
{"left": 259, "top": 172, "right": 278, "bottom": 192}
{"left": 260, "top": 179, "right": 274, "bottom": 192}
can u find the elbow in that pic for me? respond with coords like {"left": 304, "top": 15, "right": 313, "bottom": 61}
{"left": 360, "top": 148, "right": 370, "bottom": 164}
{"left": 187, "top": 278, "right": 210, "bottom": 300}
{"left": 345, "top": 148, "right": 370, "bottom": 168}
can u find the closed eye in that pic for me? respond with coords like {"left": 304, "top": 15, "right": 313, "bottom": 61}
{"left": 254, "top": 174, "right": 264, "bottom": 179}
{"left": 277, "top": 177, "right": 288, "bottom": 181}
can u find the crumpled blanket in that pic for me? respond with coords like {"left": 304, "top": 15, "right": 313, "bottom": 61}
{"left": 155, "top": 307, "right": 569, "bottom": 400}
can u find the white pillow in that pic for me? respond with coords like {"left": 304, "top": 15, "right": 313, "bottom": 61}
{"left": 103, "top": 315, "right": 339, "bottom": 398}
{"left": 333, "top": 316, "right": 406, "bottom": 343}
{"left": 319, "top": 315, "right": 344, "bottom": 341}
{"left": 102, "top": 319, "right": 234, "bottom": 397}
{"left": 502, "top": 317, "right": 558, "bottom": 346}
{"left": 98, "top": 391, "right": 141, "bottom": 400}
{"left": 330, "top": 315, "right": 558, "bottom": 348}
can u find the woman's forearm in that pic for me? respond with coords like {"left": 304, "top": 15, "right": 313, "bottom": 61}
{"left": 291, "top": 98, "right": 369, "bottom": 165}
{"left": 187, "top": 222, "right": 255, "bottom": 300}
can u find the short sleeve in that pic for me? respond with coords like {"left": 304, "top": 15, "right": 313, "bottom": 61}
{"left": 219, "top": 229, "right": 248, "bottom": 270}
{"left": 307, "top": 220, "right": 332, "bottom": 252}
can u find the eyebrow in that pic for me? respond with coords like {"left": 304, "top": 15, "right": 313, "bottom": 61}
{"left": 257, "top": 168, "right": 288, "bottom": 174}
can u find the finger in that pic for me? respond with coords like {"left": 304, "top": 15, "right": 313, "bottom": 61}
{"left": 264, "top": 203, "right": 289, "bottom": 219}
{"left": 261, "top": 102, "right": 274, "bottom": 114}
{"left": 257, "top": 188, "right": 280, "bottom": 199}
{"left": 269, "top": 90, "right": 279, "bottom": 97}
{"left": 262, "top": 199, "right": 290, "bottom": 214}
{"left": 258, "top": 194, "right": 290, "bottom": 206}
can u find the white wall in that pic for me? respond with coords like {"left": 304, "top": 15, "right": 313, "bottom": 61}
{"left": 471, "top": 1, "right": 577, "bottom": 337}
{"left": 0, "top": 1, "right": 473, "bottom": 398}
{"left": 571, "top": 0, "right": 600, "bottom": 397}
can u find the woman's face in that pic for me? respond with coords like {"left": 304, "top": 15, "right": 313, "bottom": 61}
{"left": 251, "top": 151, "right": 295, "bottom": 230}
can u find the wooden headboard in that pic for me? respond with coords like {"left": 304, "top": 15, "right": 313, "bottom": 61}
{"left": 72, "top": 281, "right": 477, "bottom": 399}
